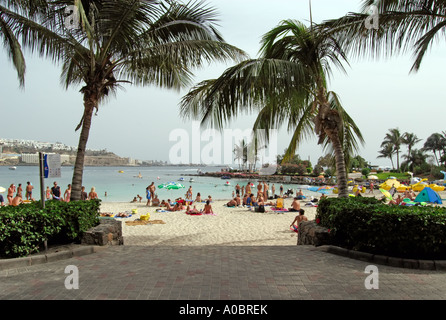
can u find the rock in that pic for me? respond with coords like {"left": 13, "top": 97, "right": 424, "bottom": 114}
{"left": 297, "top": 220, "right": 331, "bottom": 246}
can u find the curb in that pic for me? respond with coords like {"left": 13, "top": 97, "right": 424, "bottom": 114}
{"left": 0, "top": 245, "right": 105, "bottom": 271}
{"left": 316, "top": 245, "right": 446, "bottom": 271}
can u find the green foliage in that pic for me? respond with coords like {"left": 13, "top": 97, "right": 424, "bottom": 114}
{"left": 316, "top": 197, "right": 446, "bottom": 259}
{"left": 0, "top": 200, "right": 100, "bottom": 258}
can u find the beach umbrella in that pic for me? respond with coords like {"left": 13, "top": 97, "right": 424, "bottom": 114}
{"left": 379, "top": 188, "right": 393, "bottom": 201}
{"left": 0, "top": 186, "right": 5, "bottom": 193}
{"left": 368, "top": 175, "right": 378, "bottom": 180}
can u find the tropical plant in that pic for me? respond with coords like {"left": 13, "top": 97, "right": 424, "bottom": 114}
{"left": 377, "top": 142, "right": 395, "bottom": 169}
{"left": 319, "top": 0, "right": 446, "bottom": 73}
{"left": 423, "top": 132, "right": 446, "bottom": 166}
{"left": 402, "top": 132, "right": 422, "bottom": 160}
{"left": 0, "top": 0, "right": 49, "bottom": 86}
{"left": 402, "top": 148, "right": 428, "bottom": 172}
{"left": 381, "top": 128, "right": 403, "bottom": 171}
{"left": 180, "top": 19, "right": 364, "bottom": 197}
{"left": 4, "top": 0, "right": 246, "bottom": 200}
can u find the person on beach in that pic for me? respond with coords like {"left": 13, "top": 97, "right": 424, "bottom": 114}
{"left": 81, "top": 186, "right": 88, "bottom": 200}
{"left": 17, "top": 183, "right": 23, "bottom": 199}
{"left": 296, "top": 189, "right": 304, "bottom": 200}
{"left": 64, "top": 184, "right": 71, "bottom": 202}
{"left": 246, "top": 182, "right": 252, "bottom": 196}
{"left": 26, "top": 181, "right": 34, "bottom": 200}
{"left": 89, "top": 187, "right": 98, "bottom": 200}
{"left": 280, "top": 184, "right": 284, "bottom": 197}
{"left": 369, "top": 181, "right": 374, "bottom": 194}
{"left": 146, "top": 186, "right": 151, "bottom": 206}
{"left": 290, "top": 209, "right": 308, "bottom": 232}
{"left": 195, "top": 193, "right": 202, "bottom": 202}
{"left": 11, "top": 194, "right": 23, "bottom": 206}
{"left": 289, "top": 197, "right": 301, "bottom": 212}
{"left": 207, "top": 195, "right": 213, "bottom": 202}
{"left": 7, "top": 184, "right": 16, "bottom": 205}
{"left": 149, "top": 182, "right": 156, "bottom": 199}
{"left": 271, "top": 184, "right": 276, "bottom": 198}
{"left": 46, "top": 186, "right": 51, "bottom": 200}
{"left": 0, "top": 193, "right": 4, "bottom": 206}
{"left": 226, "top": 198, "right": 237, "bottom": 207}
{"left": 203, "top": 200, "right": 213, "bottom": 214}
{"left": 241, "top": 185, "right": 245, "bottom": 197}
{"left": 235, "top": 194, "right": 242, "bottom": 206}
{"left": 51, "top": 182, "right": 61, "bottom": 200}
{"left": 186, "top": 186, "right": 193, "bottom": 200}
{"left": 257, "top": 181, "right": 263, "bottom": 198}
{"left": 263, "top": 181, "right": 268, "bottom": 200}
{"left": 242, "top": 193, "right": 248, "bottom": 206}
{"left": 152, "top": 195, "right": 160, "bottom": 206}
{"left": 235, "top": 183, "right": 241, "bottom": 196}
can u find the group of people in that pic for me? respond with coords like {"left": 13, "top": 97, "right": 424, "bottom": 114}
{"left": 233, "top": 181, "right": 287, "bottom": 200}
{"left": 46, "top": 182, "right": 99, "bottom": 202}
{"left": 0, "top": 181, "right": 99, "bottom": 206}
{"left": 1, "top": 181, "right": 35, "bottom": 206}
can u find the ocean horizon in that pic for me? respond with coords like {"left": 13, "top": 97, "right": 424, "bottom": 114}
{"left": 0, "top": 165, "right": 324, "bottom": 203}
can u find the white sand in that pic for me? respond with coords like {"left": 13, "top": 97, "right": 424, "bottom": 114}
{"left": 100, "top": 198, "right": 317, "bottom": 246}
{"left": 100, "top": 190, "right": 446, "bottom": 247}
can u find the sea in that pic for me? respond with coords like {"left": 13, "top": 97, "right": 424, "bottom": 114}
{"left": 0, "top": 165, "right": 321, "bottom": 202}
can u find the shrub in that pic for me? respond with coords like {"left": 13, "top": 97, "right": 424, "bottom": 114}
{"left": 316, "top": 197, "right": 446, "bottom": 259}
{"left": 0, "top": 199, "right": 101, "bottom": 258}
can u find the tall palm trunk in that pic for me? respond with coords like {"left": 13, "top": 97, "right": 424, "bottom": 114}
{"left": 314, "top": 86, "right": 349, "bottom": 197}
{"left": 71, "top": 91, "right": 98, "bottom": 201}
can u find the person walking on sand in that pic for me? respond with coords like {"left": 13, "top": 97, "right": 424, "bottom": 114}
{"left": 148, "top": 182, "right": 156, "bottom": 200}
{"left": 290, "top": 209, "right": 308, "bottom": 232}
{"left": 272, "top": 184, "right": 276, "bottom": 198}
{"left": 51, "top": 181, "right": 61, "bottom": 200}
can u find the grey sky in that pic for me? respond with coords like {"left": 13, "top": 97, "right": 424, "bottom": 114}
{"left": 0, "top": 0, "right": 444, "bottom": 167}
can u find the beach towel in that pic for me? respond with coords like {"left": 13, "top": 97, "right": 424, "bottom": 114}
{"left": 290, "top": 225, "right": 298, "bottom": 233}
{"left": 156, "top": 209, "right": 169, "bottom": 212}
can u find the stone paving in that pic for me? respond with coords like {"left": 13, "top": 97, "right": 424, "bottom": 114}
{"left": 1, "top": 244, "right": 446, "bottom": 302}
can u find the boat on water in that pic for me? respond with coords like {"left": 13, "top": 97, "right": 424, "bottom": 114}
{"left": 221, "top": 175, "right": 231, "bottom": 179}
{"left": 8, "top": 166, "right": 17, "bottom": 170}
{"left": 224, "top": 181, "right": 231, "bottom": 186}
{"left": 189, "top": 178, "right": 194, "bottom": 182}
{"left": 179, "top": 177, "right": 185, "bottom": 181}
{"left": 118, "top": 170, "right": 124, "bottom": 173}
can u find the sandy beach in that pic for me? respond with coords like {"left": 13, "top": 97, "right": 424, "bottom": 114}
{"left": 100, "top": 198, "right": 319, "bottom": 247}
{"left": 100, "top": 189, "right": 446, "bottom": 247}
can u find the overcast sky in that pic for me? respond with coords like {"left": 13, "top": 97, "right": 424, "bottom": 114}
{"left": 0, "top": 0, "right": 445, "bottom": 167}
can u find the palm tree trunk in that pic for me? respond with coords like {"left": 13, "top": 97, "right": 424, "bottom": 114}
{"left": 71, "top": 93, "right": 97, "bottom": 201}
{"left": 330, "top": 132, "right": 348, "bottom": 198}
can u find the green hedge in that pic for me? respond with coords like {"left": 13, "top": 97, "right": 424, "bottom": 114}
{"left": 0, "top": 199, "right": 101, "bottom": 258}
{"left": 316, "top": 197, "right": 446, "bottom": 259}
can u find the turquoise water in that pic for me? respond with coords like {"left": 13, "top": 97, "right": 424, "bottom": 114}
{"left": 0, "top": 165, "right": 321, "bottom": 202}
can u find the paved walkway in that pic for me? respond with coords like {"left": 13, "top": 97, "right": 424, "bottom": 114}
{"left": 1, "top": 244, "right": 446, "bottom": 302}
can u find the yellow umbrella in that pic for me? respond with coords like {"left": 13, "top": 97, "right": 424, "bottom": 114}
{"left": 379, "top": 188, "right": 393, "bottom": 200}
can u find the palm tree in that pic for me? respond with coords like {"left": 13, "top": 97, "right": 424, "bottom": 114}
{"left": 423, "top": 133, "right": 446, "bottom": 166}
{"left": 180, "top": 19, "right": 364, "bottom": 197}
{"left": 402, "top": 148, "right": 428, "bottom": 172}
{"left": 0, "top": 0, "right": 49, "bottom": 86}
{"left": 319, "top": 0, "right": 446, "bottom": 73}
{"left": 7, "top": 0, "right": 246, "bottom": 200}
{"left": 377, "top": 142, "right": 395, "bottom": 169}
{"left": 381, "top": 128, "right": 403, "bottom": 171}
{"left": 402, "top": 132, "right": 421, "bottom": 160}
